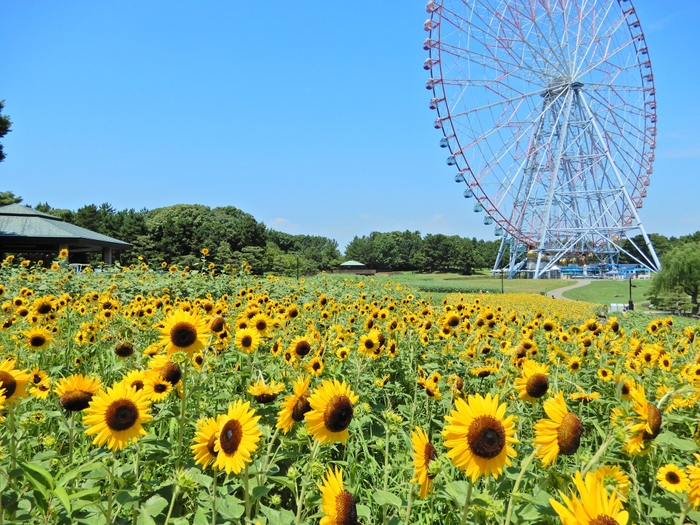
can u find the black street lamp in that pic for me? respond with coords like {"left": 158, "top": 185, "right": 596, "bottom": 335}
{"left": 628, "top": 278, "right": 637, "bottom": 311}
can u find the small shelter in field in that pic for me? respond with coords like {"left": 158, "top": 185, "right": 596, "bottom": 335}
{"left": 0, "top": 204, "right": 131, "bottom": 264}
{"left": 334, "top": 260, "right": 376, "bottom": 275}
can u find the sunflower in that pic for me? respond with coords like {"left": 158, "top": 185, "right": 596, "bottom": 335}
{"left": 308, "top": 356, "right": 324, "bottom": 376}
{"left": 191, "top": 415, "right": 221, "bottom": 468}
{"left": 121, "top": 369, "right": 148, "bottom": 392}
{"left": 55, "top": 374, "right": 102, "bottom": 412}
{"left": 442, "top": 392, "right": 518, "bottom": 481}
{"left": 514, "top": 360, "right": 549, "bottom": 402}
{"left": 83, "top": 382, "right": 153, "bottom": 451}
{"left": 687, "top": 454, "right": 700, "bottom": 508}
{"left": 549, "top": 471, "right": 629, "bottom": 525}
{"left": 290, "top": 335, "right": 313, "bottom": 360}
{"left": 533, "top": 392, "right": 584, "bottom": 466}
{"left": 24, "top": 327, "right": 53, "bottom": 350}
{"left": 213, "top": 400, "right": 262, "bottom": 474}
{"left": 148, "top": 355, "right": 182, "bottom": 386}
{"left": 277, "top": 376, "right": 312, "bottom": 434}
{"left": 250, "top": 312, "right": 271, "bottom": 335}
{"left": 143, "top": 377, "right": 173, "bottom": 402}
{"left": 305, "top": 379, "right": 359, "bottom": 445}
{"left": 411, "top": 427, "right": 438, "bottom": 498}
{"left": 0, "top": 360, "right": 31, "bottom": 403}
{"left": 657, "top": 464, "right": 689, "bottom": 493}
{"left": 159, "top": 309, "right": 208, "bottom": 357}
{"left": 318, "top": 467, "right": 358, "bottom": 525}
{"left": 358, "top": 332, "right": 380, "bottom": 356}
{"left": 593, "top": 465, "right": 630, "bottom": 502}
{"left": 248, "top": 378, "right": 284, "bottom": 404}
{"left": 623, "top": 384, "right": 662, "bottom": 455}
{"left": 567, "top": 356, "right": 582, "bottom": 373}
{"left": 234, "top": 328, "right": 261, "bottom": 354}
{"left": 114, "top": 342, "right": 135, "bottom": 358}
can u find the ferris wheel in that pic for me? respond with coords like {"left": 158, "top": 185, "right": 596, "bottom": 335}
{"left": 423, "top": 0, "right": 660, "bottom": 278}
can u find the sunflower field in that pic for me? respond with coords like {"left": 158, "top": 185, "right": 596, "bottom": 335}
{"left": 0, "top": 253, "right": 699, "bottom": 525}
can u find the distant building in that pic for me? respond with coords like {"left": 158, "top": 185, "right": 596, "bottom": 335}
{"left": 0, "top": 204, "right": 131, "bottom": 264}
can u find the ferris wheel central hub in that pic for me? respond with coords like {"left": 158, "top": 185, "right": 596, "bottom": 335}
{"left": 545, "top": 79, "right": 584, "bottom": 97}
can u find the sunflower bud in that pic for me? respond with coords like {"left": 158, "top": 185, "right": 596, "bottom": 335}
{"left": 286, "top": 466, "right": 300, "bottom": 480}
{"left": 268, "top": 494, "right": 282, "bottom": 507}
{"left": 175, "top": 468, "right": 198, "bottom": 494}
{"left": 427, "top": 456, "right": 443, "bottom": 479}
{"left": 310, "top": 461, "right": 325, "bottom": 478}
{"left": 170, "top": 351, "right": 187, "bottom": 365}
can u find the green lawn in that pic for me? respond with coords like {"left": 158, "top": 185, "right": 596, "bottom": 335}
{"left": 374, "top": 272, "right": 576, "bottom": 302}
{"left": 562, "top": 279, "right": 653, "bottom": 308}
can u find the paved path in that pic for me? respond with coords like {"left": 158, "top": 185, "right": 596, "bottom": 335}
{"left": 550, "top": 279, "right": 593, "bottom": 300}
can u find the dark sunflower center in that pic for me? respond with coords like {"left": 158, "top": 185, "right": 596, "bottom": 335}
{"left": 210, "top": 317, "right": 226, "bottom": 333}
{"left": 295, "top": 341, "right": 311, "bottom": 357}
{"left": 312, "top": 361, "right": 321, "bottom": 371}
{"left": 525, "top": 373, "right": 549, "bottom": 399}
{"left": 590, "top": 516, "right": 620, "bottom": 525}
{"left": 254, "top": 392, "right": 278, "bottom": 404}
{"left": 160, "top": 362, "right": 182, "bottom": 385}
{"left": 335, "top": 490, "right": 358, "bottom": 525}
{"left": 557, "top": 412, "right": 584, "bottom": 455}
{"left": 292, "top": 392, "right": 312, "bottom": 422}
{"left": 666, "top": 471, "right": 681, "bottom": 484}
{"left": 0, "top": 371, "right": 17, "bottom": 398}
{"left": 241, "top": 335, "right": 253, "bottom": 347}
{"left": 60, "top": 390, "right": 94, "bottom": 412}
{"left": 467, "top": 415, "right": 506, "bottom": 459}
{"left": 256, "top": 321, "right": 267, "bottom": 331}
{"left": 170, "top": 322, "right": 198, "bottom": 348}
{"left": 219, "top": 419, "right": 243, "bottom": 456}
{"left": 132, "top": 380, "right": 144, "bottom": 391}
{"left": 32, "top": 374, "right": 43, "bottom": 384}
{"left": 424, "top": 442, "right": 438, "bottom": 479}
{"left": 154, "top": 383, "right": 168, "bottom": 394}
{"left": 621, "top": 383, "right": 630, "bottom": 396}
{"left": 324, "top": 395, "right": 354, "bottom": 433}
{"left": 207, "top": 432, "right": 219, "bottom": 457}
{"left": 105, "top": 400, "right": 139, "bottom": 431}
{"left": 30, "top": 335, "right": 47, "bottom": 348}
{"left": 643, "top": 404, "right": 662, "bottom": 441}
{"left": 37, "top": 303, "right": 52, "bottom": 314}
{"left": 115, "top": 343, "right": 134, "bottom": 357}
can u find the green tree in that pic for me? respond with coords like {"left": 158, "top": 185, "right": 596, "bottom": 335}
{"left": 0, "top": 190, "right": 22, "bottom": 205}
{"left": 650, "top": 241, "right": 700, "bottom": 315}
{"left": 0, "top": 101, "right": 11, "bottom": 163}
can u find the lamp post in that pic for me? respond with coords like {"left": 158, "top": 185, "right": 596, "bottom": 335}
{"left": 628, "top": 278, "right": 636, "bottom": 311}
{"left": 501, "top": 267, "right": 504, "bottom": 294}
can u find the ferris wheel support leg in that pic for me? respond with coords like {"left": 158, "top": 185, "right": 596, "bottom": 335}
{"left": 578, "top": 94, "right": 661, "bottom": 271}
{"left": 493, "top": 235, "right": 509, "bottom": 273}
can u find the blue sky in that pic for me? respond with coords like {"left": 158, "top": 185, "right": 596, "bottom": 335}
{"left": 1, "top": 1, "right": 698, "bottom": 251}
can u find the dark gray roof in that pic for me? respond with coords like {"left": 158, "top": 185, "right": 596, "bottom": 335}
{"left": 0, "top": 204, "right": 132, "bottom": 252}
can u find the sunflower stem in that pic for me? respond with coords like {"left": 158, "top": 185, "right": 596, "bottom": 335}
{"left": 164, "top": 484, "right": 180, "bottom": 525}
{"left": 677, "top": 500, "right": 692, "bottom": 525}
{"left": 176, "top": 361, "right": 188, "bottom": 467}
{"left": 382, "top": 420, "right": 391, "bottom": 525}
{"left": 403, "top": 484, "right": 414, "bottom": 525}
{"left": 459, "top": 478, "right": 474, "bottom": 525}
{"left": 211, "top": 472, "right": 218, "bottom": 525}
{"left": 7, "top": 405, "right": 17, "bottom": 491}
{"left": 243, "top": 464, "right": 251, "bottom": 523}
{"left": 106, "top": 453, "right": 116, "bottom": 525}
{"left": 581, "top": 433, "right": 615, "bottom": 477}
{"left": 68, "top": 411, "right": 75, "bottom": 465}
{"left": 295, "top": 440, "right": 320, "bottom": 525}
{"left": 504, "top": 448, "right": 537, "bottom": 525}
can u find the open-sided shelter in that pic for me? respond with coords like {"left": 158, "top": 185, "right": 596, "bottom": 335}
{"left": 0, "top": 204, "right": 131, "bottom": 264}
